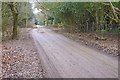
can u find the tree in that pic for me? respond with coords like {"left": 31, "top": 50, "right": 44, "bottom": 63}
{"left": 2, "top": 2, "right": 34, "bottom": 39}
{"left": 35, "top": 2, "right": 120, "bottom": 34}
{"left": 8, "top": 2, "right": 18, "bottom": 39}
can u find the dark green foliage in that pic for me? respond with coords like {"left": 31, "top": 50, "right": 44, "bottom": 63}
{"left": 36, "top": 2, "right": 120, "bottom": 34}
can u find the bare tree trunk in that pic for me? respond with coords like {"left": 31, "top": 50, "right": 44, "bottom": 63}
{"left": 95, "top": 10, "right": 99, "bottom": 33}
{"left": 45, "top": 15, "right": 48, "bottom": 26}
{"left": 86, "top": 20, "right": 88, "bottom": 32}
{"left": 12, "top": 13, "right": 18, "bottom": 39}
{"left": 8, "top": 2, "right": 18, "bottom": 39}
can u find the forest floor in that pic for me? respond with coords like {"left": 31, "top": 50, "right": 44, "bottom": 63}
{"left": 1, "top": 28, "right": 45, "bottom": 78}
{"left": 50, "top": 27, "right": 118, "bottom": 57}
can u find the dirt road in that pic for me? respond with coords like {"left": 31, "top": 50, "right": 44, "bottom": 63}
{"left": 30, "top": 27, "right": 118, "bottom": 78}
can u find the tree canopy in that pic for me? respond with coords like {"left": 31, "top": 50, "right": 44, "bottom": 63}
{"left": 35, "top": 2, "right": 120, "bottom": 33}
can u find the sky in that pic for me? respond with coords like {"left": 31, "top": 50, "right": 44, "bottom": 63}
{"left": 31, "top": 2, "right": 42, "bottom": 14}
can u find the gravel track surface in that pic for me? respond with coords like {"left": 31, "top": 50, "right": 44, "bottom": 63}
{"left": 31, "top": 27, "right": 118, "bottom": 78}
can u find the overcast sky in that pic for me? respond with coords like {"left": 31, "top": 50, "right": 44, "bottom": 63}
{"left": 31, "top": 2, "right": 42, "bottom": 14}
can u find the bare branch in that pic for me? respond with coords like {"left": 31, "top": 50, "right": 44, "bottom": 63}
{"left": 35, "top": 0, "right": 48, "bottom": 11}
